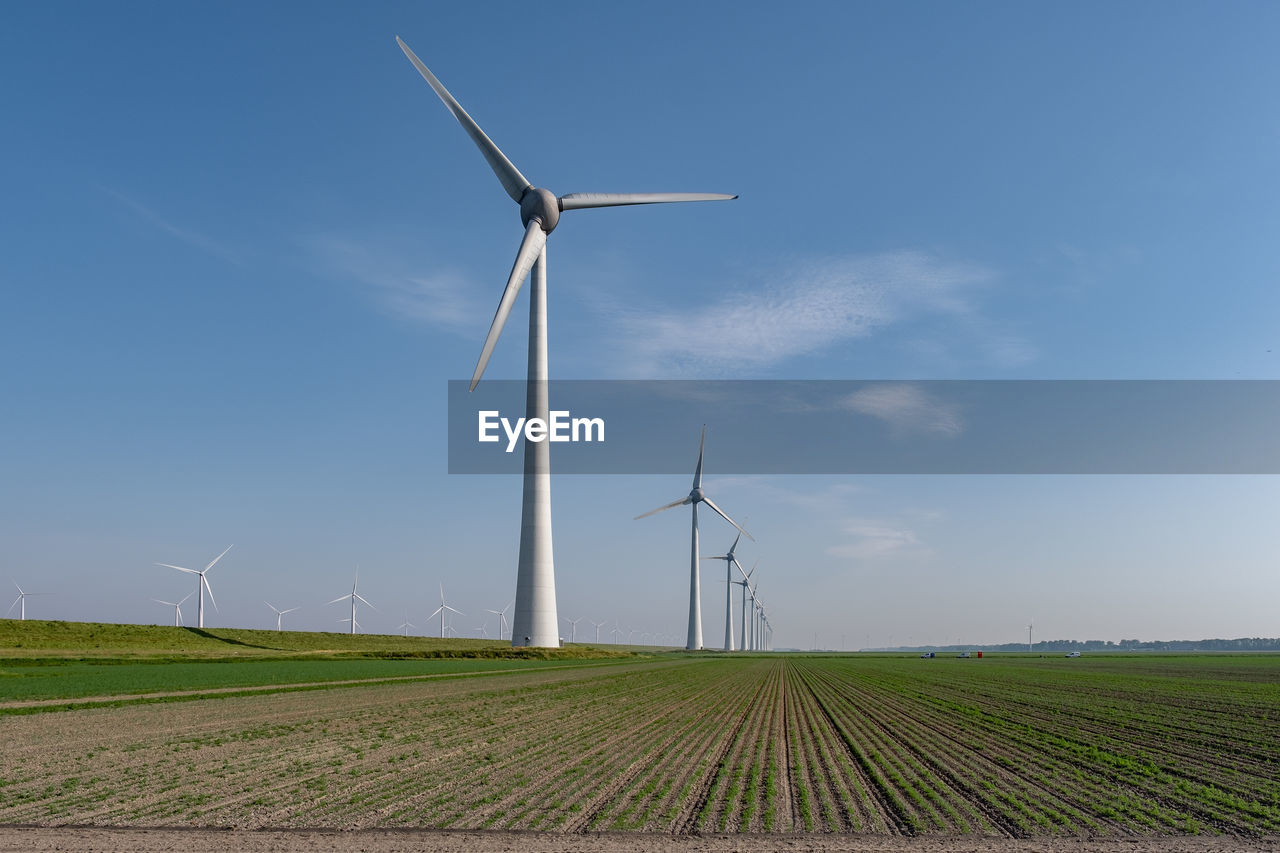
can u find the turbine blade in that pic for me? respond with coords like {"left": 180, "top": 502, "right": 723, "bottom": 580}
{"left": 5, "top": 598, "right": 17, "bottom": 618}
{"left": 444, "top": 605, "right": 464, "bottom": 615}
{"left": 203, "top": 575, "right": 218, "bottom": 612}
{"left": 354, "top": 593, "right": 375, "bottom": 610}
{"left": 470, "top": 223, "right": 546, "bottom": 391}
{"left": 728, "top": 531, "right": 741, "bottom": 556}
{"left": 396, "top": 37, "right": 531, "bottom": 204}
{"left": 152, "top": 599, "right": 176, "bottom": 606}
{"left": 429, "top": 605, "right": 444, "bottom": 619}
{"left": 282, "top": 607, "right": 300, "bottom": 615}
{"left": 634, "top": 496, "right": 689, "bottom": 520}
{"left": 693, "top": 425, "right": 705, "bottom": 489}
{"left": 327, "top": 595, "right": 350, "bottom": 606}
{"left": 700, "top": 496, "right": 754, "bottom": 541}
{"left": 558, "top": 192, "right": 737, "bottom": 210}
{"left": 204, "top": 544, "right": 233, "bottom": 572}
{"left": 265, "top": 601, "right": 278, "bottom": 613}
{"left": 12, "top": 581, "right": 23, "bottom": 595}
{"left": 157, "top": 563, "right": 199, "bottom": 575}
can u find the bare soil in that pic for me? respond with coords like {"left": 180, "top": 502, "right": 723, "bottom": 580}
{"left": 1, "top": 827, "right": 1276, "bottom": 853}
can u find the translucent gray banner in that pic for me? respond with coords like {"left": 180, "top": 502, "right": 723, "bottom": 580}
{"left": 447, "top": 380, "right": 1280, "bottom": 474}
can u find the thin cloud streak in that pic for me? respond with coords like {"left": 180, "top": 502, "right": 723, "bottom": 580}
{"left": 841, "top": 384, "right": 963, "bottom": 436}
{"left": 103, "top": 188, "right": 239, "bottom": 263}
{"left": 826, "top": 516, "right": 930, "bottom": 561}
{"left": 307, "top": 235, "right": 483, "bottom": 333}
{"left": 609, "top": 252, "right": 1031, "bottom": 376}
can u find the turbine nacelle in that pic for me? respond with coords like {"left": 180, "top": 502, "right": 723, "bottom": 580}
{"left": 520, "top": 187, "right": 560, "bottom": 233}
{"left": 689, "top": 488, "right": 706, "bottom": 504}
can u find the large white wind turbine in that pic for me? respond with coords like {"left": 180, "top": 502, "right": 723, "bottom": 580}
{"left": 151, "top": 592, "right": 193, "bottom": 627}
{"left": 265, "top": 601, "right": 300, "bottom": 632}
{"left": 397, "top": 38, "right": 735, "bottom": 648}
{"left": 702, "top": 533, "right": 745, "bottom": 651}
{"left": 636, "top": 427, "right": 751, "bottom": 650}
{"left": 430, "top": 583, "right": 464, "bottom": 639}
{"left": 328, "top": 571, "right": 373, "bottom": 635}
{"left": 156, "top": 545, "right": 230, "bottom": 629}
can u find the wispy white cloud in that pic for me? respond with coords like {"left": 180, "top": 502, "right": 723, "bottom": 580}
{"left": 103, "top": 188, "right": 239, "bottom": 263}
{"left": 841, "top": 383, "right": 963, "bottom": 436}
{"left": 607, "top": 251, "right": 1033, "bottom": 376}
{"left": 306, "top": 235, "right": 483, "bottom": 333}
{"left": 825, "top": 515, "right": 931, "bottom": 561}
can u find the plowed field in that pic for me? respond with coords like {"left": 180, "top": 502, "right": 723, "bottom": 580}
{"left": 0, "top": 655, "right": 1276, "bottom": 841}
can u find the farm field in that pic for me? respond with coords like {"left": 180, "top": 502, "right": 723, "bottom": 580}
{"left": 0, "top": 654, "right": 1276, "bottom": 842}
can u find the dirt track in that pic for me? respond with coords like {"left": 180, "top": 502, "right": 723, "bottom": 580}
{"left": 1, "top": 827, "right": 1277, "bottom": 853}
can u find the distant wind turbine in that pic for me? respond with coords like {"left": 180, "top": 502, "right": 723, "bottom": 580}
{"left": 430, "top": 583, "right": 464, "bottom": 639}
{"left": 156, "top": 545, "right": 230, "bottom": 629}
{"left": 398, "top": 609, "right": 417, "bottom": 637}
{"left": 636, "top": 427, "right": 751, "bottom": 650}
{"left": 265, "top": 601, "right": 300, "bottom": 632}
{"left": 702, "top": 532, "right": 745, "bottom": 651}
{"left": 563, "top": 616, "right": 583, "bottom": 644}
{"left": 590, "top": 619, "right": 606, "bottom": 645}
{"left": 328, "top": 571, "right": 374, "bottom": 635}
{"left": 485, "top": 602, "right": 512, "bottom": 641}
{"left": 8, "top": 582, "right": 51, "bottom": 621}
{"left": 1027, "top": 621, "right": 1033, "bottom": 654}
{"left": 152, "top": 592, "right": 193, "bottom": 628}
{"left": 732, "top": 561, "right": 756, "bottom": 651}
{"left": 397, "top": 37, "right": 735, "bottom": 648}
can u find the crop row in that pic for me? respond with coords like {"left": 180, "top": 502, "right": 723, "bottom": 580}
{"left": 0, "top": 654, "right": 1275, "bottom": 835}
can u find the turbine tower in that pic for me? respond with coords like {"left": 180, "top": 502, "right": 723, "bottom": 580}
{"left": 156, "top": 545, "right": 230, "bottom": 629}
{"left": 636, "top": 427, "right": 751, "bottom": 650}
{"left": 1027, "top": 621, "right": 1033, "bottom": 654}
{"left": 397, "top": 38, "right": 735, "bottom": 647}
{"left": 702, "top": 533, "right": 745, "bottom": 651}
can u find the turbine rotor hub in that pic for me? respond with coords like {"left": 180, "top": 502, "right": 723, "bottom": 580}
{"left": 690, "top": 488, "right": 705, "bottom": 503}
{"left": 520, "top": 187, "right": 560, "bottom": 234}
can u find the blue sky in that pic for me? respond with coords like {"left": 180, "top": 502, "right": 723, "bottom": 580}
{"left": 2, "top": 2, "right": 1278, "bottom": 646}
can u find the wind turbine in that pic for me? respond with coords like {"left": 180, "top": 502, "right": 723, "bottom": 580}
{"left": 484, "top": 601, "right": 512, "bottom": 641}
{"left": 636, "top": 427, "right": 751, "bottom": 650}
{"left": 702, "top": 532, "right": 746, "bottom": 651}
{"left": 563, "top": 616, "right": 583, "bottom": 644}
{"left": 430, "top": 583, "right": 464, "bottom": 639}
{"left": 732, "top": 561, "right": 756, "bottom": 651}
{"left": 1027, "top": 621, "right": 1033, "bottom": 654}
{"left": 328, "top": 571, "right": 373, "bottom": 635}
{"left": 7, "top": 582, "right": 51, "bottom": 621}
{"left": 156, "top": 545, "right": 230, "bottom": 629}
{"left": 152, "top": 592, "right": 193, "bottom": 627}
{"left": 265, "top": 601, "right": 300, "bottom": 632}
{"left": 590, "top": 619, "right": 606, "bottom": 645}
{"left": 397, "top": 38, "right": 736, "bottom": 648}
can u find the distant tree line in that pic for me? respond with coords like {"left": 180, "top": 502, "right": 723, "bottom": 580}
{"left": 875, "top": 637, "right": 1280, "bottom": 653}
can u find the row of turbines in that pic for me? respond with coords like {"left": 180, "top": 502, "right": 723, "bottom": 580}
{"left": 395, "top": 39, "right": 774, "bottom": 651}
{"left": 151, "top": 550, "right": 687, "bottom": 644}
